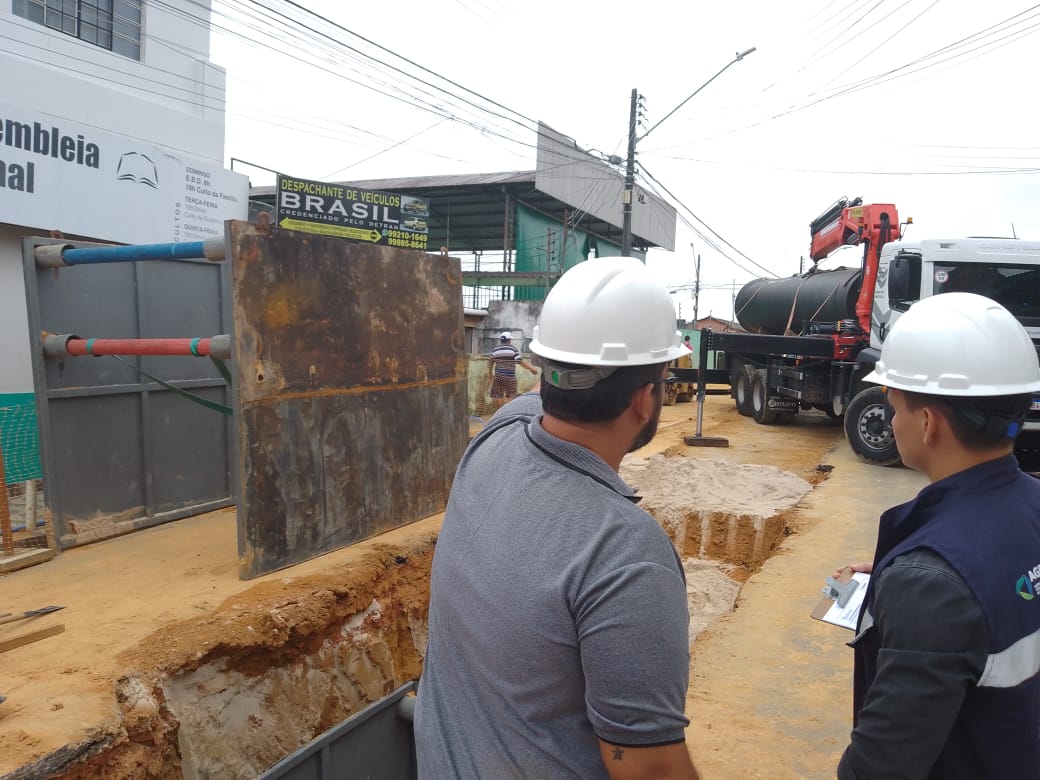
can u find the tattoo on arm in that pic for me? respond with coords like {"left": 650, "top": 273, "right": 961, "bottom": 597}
{"left": 612, "top": 747, "right": 624, "bottom": 761}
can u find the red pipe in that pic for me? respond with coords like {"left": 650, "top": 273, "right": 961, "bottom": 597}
{"left": 65, "top": 338, "right": 215, "bottom": 357}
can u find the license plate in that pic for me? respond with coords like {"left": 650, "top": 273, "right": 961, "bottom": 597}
{"left": 1032, "top": 399, "right": 1040, "bottom": 411}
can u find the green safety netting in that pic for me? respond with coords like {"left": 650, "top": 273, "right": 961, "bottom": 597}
{"left": 0, "top": 394, "right": 42, "bottom": 484}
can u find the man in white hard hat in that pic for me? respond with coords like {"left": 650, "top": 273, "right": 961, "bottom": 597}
{"left": 837, "top": 292, "right": 1040, "bottom": 779}
{"left": 487, "top": 330, "right": 536, "bottom": 411}
{"left": 415, "top": 258, "right": 700, "bottom": 779}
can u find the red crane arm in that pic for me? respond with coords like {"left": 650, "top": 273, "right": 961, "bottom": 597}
{"left": 808, "top": 199, "right": 900, "bottom": 332}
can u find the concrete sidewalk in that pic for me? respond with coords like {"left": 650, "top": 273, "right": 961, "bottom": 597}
{"left": 685, "top": 438, "right": 927, "bottom": 779}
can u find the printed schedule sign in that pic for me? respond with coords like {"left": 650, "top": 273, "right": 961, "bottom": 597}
{"left": 276, "top": 173, "right": 430, "bottom": 251}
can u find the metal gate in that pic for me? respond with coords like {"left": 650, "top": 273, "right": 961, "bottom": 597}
{"left": 22, "top": 237, "right": 235, "bottom": 548}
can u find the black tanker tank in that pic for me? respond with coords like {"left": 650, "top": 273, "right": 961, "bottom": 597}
{"left": 734, "top": 267, "right": 862, "bottom": 335}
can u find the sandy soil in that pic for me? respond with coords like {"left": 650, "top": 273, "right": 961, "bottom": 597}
{"left": 0, "top": 392, "right": 857, "bottom": 778}
{"left": 680, "top": 399, "right": 928, "bottom": 780}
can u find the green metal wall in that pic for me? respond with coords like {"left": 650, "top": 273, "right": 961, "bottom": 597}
{"left": 513, "top": 205, "right": 589, "bottom": 300}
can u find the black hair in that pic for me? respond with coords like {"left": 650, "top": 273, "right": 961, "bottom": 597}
{"left": 541, "top": 361, "right": 666, "bottom": 423}
{"left": 903, "top": 392, "right": 1032, "bottom": 449}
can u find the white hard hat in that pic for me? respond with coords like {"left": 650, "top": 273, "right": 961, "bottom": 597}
{"left": 530, "top": 258, "right": 685, "bottom": 367}
{"left": 499, "top": 331, "right": 512, "bottom": 341}
{"left": 864, "top": 292, "right": 1040, "bottom": 396}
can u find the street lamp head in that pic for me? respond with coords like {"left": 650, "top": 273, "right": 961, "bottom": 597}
{"left": 621, "top": 47, "right": 756, "bottom": 257}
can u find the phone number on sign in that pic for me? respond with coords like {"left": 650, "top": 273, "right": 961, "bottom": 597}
{"left": 387, "top": 237, "right": 428, "bottom": 249}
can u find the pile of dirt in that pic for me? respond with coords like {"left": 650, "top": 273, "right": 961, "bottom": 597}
{"left": 621, "top": 453, "right": 814, "bottom": 644}
{"left": 621, "top": 453, "right": 814, "bottom": 520}
{"left": 683, "top": 558, "right": 742, "bottom": 644}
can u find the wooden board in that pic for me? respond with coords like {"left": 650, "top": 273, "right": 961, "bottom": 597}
{"left": 0, "top": 546, "right": 57, "bottom": 574}
{"left": 684, "top": 434, "right": 730, "bottom": 448}
{"left": 0, "top": 623, "right": 65, "bottom": 654}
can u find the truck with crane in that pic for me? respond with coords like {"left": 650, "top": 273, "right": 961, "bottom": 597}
{"left": 704, "top": 197, "right": 1040, "bottom": 465}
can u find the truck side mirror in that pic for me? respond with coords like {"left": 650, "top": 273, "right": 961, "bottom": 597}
{"left": 888, "top": 256, "right": 920, "bottom": 310}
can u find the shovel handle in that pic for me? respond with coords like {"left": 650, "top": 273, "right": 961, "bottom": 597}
{"left": 0, "top": 606, "right": 64, "bottom": 626}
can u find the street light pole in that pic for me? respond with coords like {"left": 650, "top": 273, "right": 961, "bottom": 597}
{"left": 620, "top": 47, "right": 756, "bottom": 258}
{"left": 692, "top": 243, "right": 701, "bottom": 327}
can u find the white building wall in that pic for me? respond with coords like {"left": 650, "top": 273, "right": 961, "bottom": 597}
{"left": 2, "top": 2, "right": 226, "bottom": 160}
{"left": 0, "top": 1, "right": 244, "bottom": 398}
{"left": 485, "top": 300, "right": 544, "bottom": 354}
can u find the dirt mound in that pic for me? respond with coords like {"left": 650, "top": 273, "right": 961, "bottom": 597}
{"left": 620, "top": 453, "right": 814, "bottom": 647}
{"left": 623, "top": 453, "right": 812, "bottom": 513}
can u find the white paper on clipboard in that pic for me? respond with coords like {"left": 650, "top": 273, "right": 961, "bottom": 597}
{"left": 815, "top": 572, "right": 870, "bottom": 630}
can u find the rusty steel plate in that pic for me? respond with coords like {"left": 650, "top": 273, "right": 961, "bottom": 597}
{"left": 229, "top": 221, "right": 467, "bottom": 579}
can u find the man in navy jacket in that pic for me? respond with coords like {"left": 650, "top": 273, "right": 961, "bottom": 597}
{"left": 838, "top": 293, "right": 1040, "bottom": 779}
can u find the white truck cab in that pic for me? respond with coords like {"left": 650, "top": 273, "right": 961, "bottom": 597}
{"left": 873, "top": 237, "right": 1040, "bottom": 436}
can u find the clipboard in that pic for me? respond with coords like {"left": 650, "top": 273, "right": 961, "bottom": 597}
{"left": 811, "top": 568, "right": 870, "bottom": 630}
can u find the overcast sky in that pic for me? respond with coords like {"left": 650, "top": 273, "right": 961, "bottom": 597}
{"left": 209, "top": 0, "right": 1040, "bottom": 321}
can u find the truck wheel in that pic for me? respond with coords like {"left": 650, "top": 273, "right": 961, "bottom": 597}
{"left": 734, "top": 365, "right": 755, "bottom": 417}
{"left": 844, "top": 386, "right": 901, "bottom": 466}
{"left": 751, "top": 370, "right": 778, "bottom": 425}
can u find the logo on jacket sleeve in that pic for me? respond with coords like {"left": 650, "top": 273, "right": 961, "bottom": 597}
{"left": 1017, "top": 565, "right": 1040, "bottom": 600}
{"left": 1016, "top": 575, "right": 1035, "bottom": 601}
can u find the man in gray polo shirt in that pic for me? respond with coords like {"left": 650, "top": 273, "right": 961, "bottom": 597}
{"left": 415, "top": 258, "right": 700, "bottom": 779}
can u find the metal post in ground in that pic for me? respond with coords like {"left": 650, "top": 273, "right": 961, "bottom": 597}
{"left": 24, "top": 479, "right": 36, "bottom": 531}
{"left": 685, "top": 328, "right": 729, "bottom": 448}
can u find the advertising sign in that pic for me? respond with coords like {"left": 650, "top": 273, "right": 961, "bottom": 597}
{"left": 0, "top": 101, "right": 248, "bottom": 244}
{"left": 276, "top": 173, "right": 430, "bottom": 251}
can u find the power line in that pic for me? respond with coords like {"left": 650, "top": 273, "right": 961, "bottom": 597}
{"left": 809, "top": 0, "right": 940, "bottom": 93}
{"left": 321, "top": 119, "right": 451, "bottom": 179}
{"left": 651, "top": 152, "right": 1040, "bottom": 176}
{"left": 650, "top": 6, "right": 1040, "bottom": 154}
{"left": 145, "top": 0, "right": 542, "bottom": 158}
{"left": 639, "top": 165, "right": 777, "bottom": 278}
{"left": 267, "top": 0, "right": 540, "bottom": 131}
{"left": 759, "top": 7, "right": 1040, "bottom": 130}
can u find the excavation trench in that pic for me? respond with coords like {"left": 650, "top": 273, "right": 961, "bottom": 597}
{"left": 4, "top": 429, "right": 822, "bottom": 779}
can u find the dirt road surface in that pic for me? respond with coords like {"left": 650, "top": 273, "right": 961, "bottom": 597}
{"left": 0, "top": 392, "right": 927, "bottom": 778}
{"left": 684, "top": 412, "right": 925, "bottom": 778}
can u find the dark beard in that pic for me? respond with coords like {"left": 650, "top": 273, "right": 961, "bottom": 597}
{"left": 628, "top": 400, "right": 663, "bottom": 453}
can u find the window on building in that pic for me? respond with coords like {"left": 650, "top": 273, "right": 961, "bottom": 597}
{"left": 12, "top": 0, "right": 142, "bottom": 60}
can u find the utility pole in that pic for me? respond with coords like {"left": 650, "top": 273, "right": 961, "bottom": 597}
{"left": 546, "top": 227, "right": 555, "bottom": 298}
{"left": 691, "top": 242, "right": 701, "bottom": 328}
{"left": 621, "top": 89, "right": 639, "bottom": 257}
{"left": 694, "top": 254, "right": 702, "bottom": 327}
{"left": 619, "top": 48, "right": 756, "bottom": 258}
{"left": 560, "top": 208, "right": 570, "bottom": 274}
